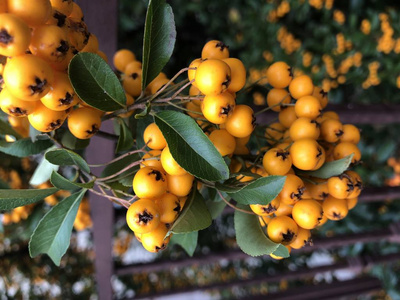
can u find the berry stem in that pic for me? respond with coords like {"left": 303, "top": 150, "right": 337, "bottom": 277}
{"left": 88, "top": 146, "right": 147, "bottom": 168}
{"left": 216, "top": 189, "right": 256, "bottom": 215}
{"left": 95, "top": 160, "right": 142, "bottom": 182}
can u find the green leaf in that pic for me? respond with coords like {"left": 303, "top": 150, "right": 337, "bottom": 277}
{"left": 155, "top": 110, "right": 229, "bottom": 181}
{"left": 169, "top": 188, "right": 212, "bottom": 234}
{"left": 376, "top": 140, "right": 396, "bottom": 163}
{"left": 29, "top": 153, "right": 59, "bottom": 186}
{"left": 116, "top": 118, "right": 134, "bottom": 153}
{"left": 300, "top": 154, "right": 354, "bottom": 179}
{"left": 0, "top": 138, "right": 53, "bottom": 157}
{"left": 50, "top": 171, "right": 94, "bottom": 190}
{"left": 68, "top": 53, "right": 126, "bottom": 112}
{"left": 141, "top": 0, "right": 176, "bottom": 90}
{"left": 29, "top": 189, "right": 86, "bottom": 266}
{"left": 234, "top": 210, "right": 289, "bottom": 257}
{"left": 0, "top": 188, "right": 58, "bottom": 210}
{"left": 206, "top": 200, "right": 227, "bottom": 219}
{"left": 60, "top": 130, "right": 90, "bottom": 150}
{"left": 225, "top": 176, "right": 286, "bottom": 205}
{"left": 45, "top": 148, "right": 90, "bottom": 173}
{"left": 0, "top": 119, "right": 22, "bottom": 139}
{"left": 170, "top": 231, "right": 198, "bottom": 257}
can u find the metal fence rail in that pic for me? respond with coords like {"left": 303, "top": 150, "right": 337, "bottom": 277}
{"left": 115, "top": 222, "right": 400, "bottom": 276}
{"left": 132, "top": 253, "right": 400, "bottom": 299}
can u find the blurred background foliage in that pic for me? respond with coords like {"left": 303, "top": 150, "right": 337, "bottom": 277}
{"left": 2, "top": 0, "right": 400, "bottom": 299}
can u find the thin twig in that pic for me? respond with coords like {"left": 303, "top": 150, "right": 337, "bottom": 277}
{"left": 96, "top": 160, "right": 141, "bottom": 182}
{"left": 88, "top": 147, "right": 147, "bottom": 167}
{"left": 216, "top": 190, "right": 256, "bottom": 215}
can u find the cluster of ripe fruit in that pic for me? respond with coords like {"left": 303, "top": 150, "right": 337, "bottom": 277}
{"left": 249, "top": 61, "right": 362, "bottom": 259}
{"left": 0, "top": 0, "right": 105, "bottom": 140}
{"left": 123, "top": 40, "right": 257, "bottom": 253}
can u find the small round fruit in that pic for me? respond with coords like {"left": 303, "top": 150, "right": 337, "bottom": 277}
{"left": 225, "top": 105, "right": 255, "bottom": 138}
{"left": 289, "top": 117, "right": 320, "bottom": 141}
{"left": 40, "top": 72, "right": 79, "bottom": 111}
{"left": 0, "top": 87, "right": 38, "bottom": 117}
{"left": 327, "top": 176, "right": 353, "bottom": 199}
{"left": 141, "top": 150, "right": 163, "bottom": 170}
{"left": 28, "top": 102, "right": 67, "bottom": 132}
{"left": 188, "top": 58, "right": 202, "bottom": 86}
{"left": 166, "top": 173, "right": 194, "bottom": 197}
{"left": 126, "top": 199, "right": 160, "bottom": 234}
{"left": 333, "top": 142, "right": 361, "bottom": 164}
{"left": 3, "top": 54, "right": 54, "bottom": 101}
{"left": 50, "top": 0, "right": 73, "bottom": 16}
{"left": 132, "top": 166, "right": 168, "bottom": 199}
{"left": 195, "top": 59, "right": 231, "bottom": 96}
{"left": 267, "top": 88, "right": 291, "bottom": 112}
{"left": 294, "top": 95, "right": 321, "bottom": 119}
{"left": 141, "top": 223, "right": 171, "bottom": 253}
{"left": 143, "top": 123, "right": 166, "bottom": 150}
{"left": 267, "top": 216, "right": 298, "bottom": 245}
{"left": 289, "top": 227, "right": 312, "bottom": 249}
{"left": 289, "top": 75, "right": 314, "bottom": 99}
{"left": 29, "top": 25, "right": 70, "bottom": 63}
{"left": 201, "top": 40, "right": 229, "bottom": 60}
{"left": 346, "top": 170, "right": 363, "bottom": 199}
{"left": 7, "top": 0, "right": 52, "bottom": 26}
{"left": 113, "top": 49, "right": 136, "bottom": 72}
{"left": 223, "top": 57, "right": 246, "bottom": 92}
{"left": 262, "top": 148, "right": 292, "bottom": 175}
{"left": 201, "top": 91, "right": 235, "bottom": 124}
{"left": 161, "top": 146, "right": 187, "bottom": 176}
{"left": 320, "top": 118, "right": 343, "bottom": 143}
{"left": 292, "top": 199, "right": 323, "bottom": 229}
{"left": 322, "top": 195, "right": 349, "bottom": 221}
{"left": 279, "top": 174, "right": 305, "bottom": 205}
{"left": 266, "top": 61, "right": 292, "bottom": 89}
{"left": 250, "top": 197, "right": 280, "bottom": 216}
{"left": 68, "top": 107, "right": 101, "bottom": 139}
{"left": 274, "top": 202, "right": 293, "bottom": 216}
{"left": 340, "top": 124, "right": 360, "bottom": 144}
{"left": 154, "top": 193, "right": 181, "bottom": 224}
{"left": 279, "top": 106, "right": 297, "bottom": 128}
{"left": 290, "top": 139, "right": 325, "bottom": 170}
{"left": 122, "top": 60, "right": 142, "bottom": 97}
{"left": 208, "top": 129, "right": 236, "bottom": 156}
{"left": 0, "top": 13, "right": 31, "bottom": 57}
{"left": 312, "top": 86, "right": 329, "bottom": 109}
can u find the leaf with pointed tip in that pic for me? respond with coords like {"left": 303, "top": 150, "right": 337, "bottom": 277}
{"left": 45, "top": 148, "right": 90, "bottom": 173}
{"left": 223, "top": 176, "right": 286, "bottom": 205}
{"left": 115, "top": 118, "right": 134, "bottom": 153}
{"left": 170, "top": 231, "right": 198, "bottom": 257}
{"left": 141, "top": 0, "right": 176, "bottom": 90}
{"left": 169, "top": 188, "right": 211, "bottom": 234}
{"left": 0, "top": 188, "right": 58, "bottom": 210}
{"left": 234, "top": 209, "right": 289, "bottom": 257}
{"left": 300, "top": 154, "right": 354, "bottom": 179}
{"left": 50, "top": 171, "right": 94, "bottom": 190}
{"left": 29, "top": 189, "right": 86, "bottom": 266}
{"left": 0, "top": 119, "right": 22, "bottom": 139}
{"left": 69, "top": 53, "right": 126, "bottom": 112}
{"left": 0, "top": 138, "right": 53, "bottom": 157}
{"left": 29, "top": 154, "right": 59, "bottom": 186}
{"left": 155, "top": 110, "right": 229, "bottom": 181}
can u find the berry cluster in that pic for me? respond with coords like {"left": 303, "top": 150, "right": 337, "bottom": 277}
{"left": 0, "top": 0, "right": 105, "bottom": 139}
{"left": 126, "top": 122, "right": 194, "bottom": 253}
{"left": 247, "top": 61, "right": 363, "bottom": 259}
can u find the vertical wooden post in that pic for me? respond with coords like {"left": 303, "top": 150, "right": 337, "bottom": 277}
{"left": 76, "top": 0, "right": 118, "bottom": 299}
